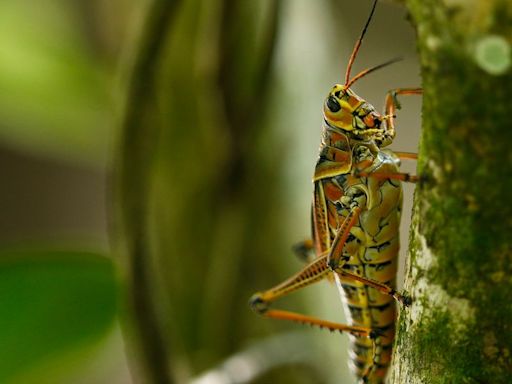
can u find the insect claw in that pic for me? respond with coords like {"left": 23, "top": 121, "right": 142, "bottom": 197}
{"left": 249, "top": 293, "right": 269, "bottom": 314}
{"left": 391, "top": 289, "right": 412, "bottom": 307}
{"left": 400, "top": 293, "right": 413, "bottom": 307}
{"left": 369, "top": 329, "right": 384, "bottom": 339}
{"left": 327, "top": 258, "right": 338, "bottom": 271}
{"left": 391, "top": 91, "right": 402, "bottom": 110}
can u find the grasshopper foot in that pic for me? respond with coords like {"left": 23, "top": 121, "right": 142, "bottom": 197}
{"left": 397, "top": 291, "right": 412, "bottom": 307}
{"left": 249, "top": 293, "right": 269, "bottom": 314}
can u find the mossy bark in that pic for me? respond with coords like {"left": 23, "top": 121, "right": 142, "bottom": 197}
{"left": 391, "top": 1, "right": 512, "bottom": 383}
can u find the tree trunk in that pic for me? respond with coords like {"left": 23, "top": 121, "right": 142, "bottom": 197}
{"left": 391, "top": 1, "right": 512, "bottom": 383}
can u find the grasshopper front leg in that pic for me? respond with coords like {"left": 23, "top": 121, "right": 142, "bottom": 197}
{"left": 353, "top": 169, "right": 419, "bottom": 183}
{"left": 351, "top": 147, "right": 421, "bottom": 184}
{"left": 380, "top": 87, "right": 423, "bottom": 146}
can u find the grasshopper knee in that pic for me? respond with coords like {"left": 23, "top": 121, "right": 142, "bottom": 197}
{"left": 398, "top": 291, "right": 412, "bottom": 307}
{"left": 249, "top": 293, "right": 269, "bottom": 314}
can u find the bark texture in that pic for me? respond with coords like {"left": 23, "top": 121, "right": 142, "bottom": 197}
{"left": 391, "top": 1, "right": 512, "bottom": 383}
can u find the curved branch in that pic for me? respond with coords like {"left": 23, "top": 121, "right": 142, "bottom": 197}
{"left": 115, "top": 1, "right": 182, "bottom": 383}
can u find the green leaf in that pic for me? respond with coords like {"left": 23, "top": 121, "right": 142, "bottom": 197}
{"left": 0, "top": 2, "right": 113, "bottom": 166}
{"left": 0, "top": 250, "right": 118, "bottom": 382}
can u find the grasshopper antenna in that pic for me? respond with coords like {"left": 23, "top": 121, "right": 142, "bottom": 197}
{"left": 344, "top": 0, "right": 379, "bottom": 86}
{"left": 346, "top": 56, "right": 403, "bottom": 88}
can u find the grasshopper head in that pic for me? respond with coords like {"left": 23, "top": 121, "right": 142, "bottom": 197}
{"left": 324, "top": 0, "right": 400, "bottom": 146}
{"left": 323, "top": 84, "right": 385, "bottom": 143}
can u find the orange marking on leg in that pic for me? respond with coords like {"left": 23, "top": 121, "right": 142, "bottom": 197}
{"left": 337, "top": 270, "right": 411, "bottom": 306}
{"left": 328, "top": 207, "right": 361, "bottom": 268}
{"left": 324, "top": 181, "right": 344, "bottom": 201}
{"left": 355, "top": 171, "right": 418, "bottom": 183}
{"left": 393, "top": 151, "right": 418, "bottom": 160}
{"left": 263, "top": 309, "right": 372, "bottom": 337}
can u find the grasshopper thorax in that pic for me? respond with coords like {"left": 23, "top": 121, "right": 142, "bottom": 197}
{"left": 323, "top": 84, "right": 388, "bottom": 146}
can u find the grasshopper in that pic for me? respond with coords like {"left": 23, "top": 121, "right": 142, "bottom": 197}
{"left": 250, "top": 1, "right": 422, "bottom": 382}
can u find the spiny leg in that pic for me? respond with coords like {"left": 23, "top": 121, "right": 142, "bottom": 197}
{"left": 337, "top": 269, "right": 411, "bottom": 306}
{"left": 352, "top": 169, "right": 419, "bottom": 183}
{"left": 250, "top": 255, "right": 330, "bottom": 313}
{"left": 327, "top": 206, "right": 362, "bottom": 269}
{"left": 384, "top": 87, "right": 423, "bottom": 137}
{"left": 250, "top": 255, "right": 377, "bottom": 337}
{"left": 253, "top": 204, "right": 364, "bottom": 309}
{"left": 385, "top": 87, "right": 423, "bottom": 110}
{"left": 250, "top": 207, "right": 375, "bottom": 334}
{"left": 379, "top": 88, "right": 422, "bottom": 147}
{"left": 260, "top": 307, "right": 377, "bottom": 338}
{"left": 352, "top": 149, "right": 420, "bottom": 183}
{"left": 385, "top": 87, "right": 422, "bottom": 112}
{"left": 327, "top": 205, "right": 411, "bottom": 306}
{"left": 251, "top": 206, "right": 362, "bottom": 312}
{"left": 393, "top": 151, "right": 417, "bottom": 160}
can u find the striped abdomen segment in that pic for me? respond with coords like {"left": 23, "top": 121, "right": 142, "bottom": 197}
{"left": 338, "top": 236, "right": 399, "bottom": 383}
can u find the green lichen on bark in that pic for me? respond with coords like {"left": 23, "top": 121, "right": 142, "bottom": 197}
{"left": 391, "top": 0, "right": 512, "bottom": 383}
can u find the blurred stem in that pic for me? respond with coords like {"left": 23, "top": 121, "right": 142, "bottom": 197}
{"left": 116, "top": 1, "right": 181, "bottom": 383}
{"left": 115, "top": 0, "right": 289, "bottom": 383}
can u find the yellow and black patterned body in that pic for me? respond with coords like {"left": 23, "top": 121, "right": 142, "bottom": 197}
{"left": 249, "top": 3, "right": 421, "bottom": 381}
{"left": 312, "top": 85, "right": 402, "bottom": 382}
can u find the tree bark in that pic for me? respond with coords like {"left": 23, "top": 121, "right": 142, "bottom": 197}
{"left": 391, "top": 1, "right": 512, "bottom": 383}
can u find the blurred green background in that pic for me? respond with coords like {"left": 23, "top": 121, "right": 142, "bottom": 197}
{"left": 0, "top": 1, "right": 420, "bottom": 383}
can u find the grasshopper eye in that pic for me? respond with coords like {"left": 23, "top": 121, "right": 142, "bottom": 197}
{"left": 327, "top": 96, "right": 341, "bottom": 112}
